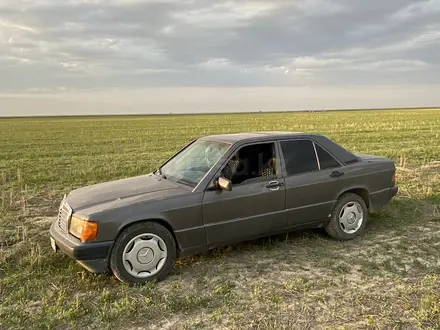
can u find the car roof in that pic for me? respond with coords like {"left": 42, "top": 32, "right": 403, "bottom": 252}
{"left": 199, "top": 131, "right": 323, "bottom": 144}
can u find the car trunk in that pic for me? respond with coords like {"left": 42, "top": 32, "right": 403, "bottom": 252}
{"left": 355, "top": 153, "right": 393, "bottom": 163}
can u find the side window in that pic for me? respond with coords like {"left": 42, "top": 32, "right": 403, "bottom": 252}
{"left": 221, "top": 142, "right": 277, "bottom": 185}
{"left": 280, "top": 140, "right": 318, "bottom": 176}
{"left": 315, "top": 144, "right": 341, "bottom": 170}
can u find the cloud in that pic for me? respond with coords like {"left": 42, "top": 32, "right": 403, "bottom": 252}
{"left": 0, "top": 0, "right": 439, "bottom": 95}
{"left": 173, "top": 1, "right": 280, "bottom": 28}
{"left": 392, "top": 0, "right": 440, "bottom": 20}
{"left": 198, "top": 58, "right": 232, "bottom": 70}
{"left": 291, "top": 56, "right": 349, "bottom": 68}
{"left": 353, "top": 59, "right": 430, "bottom": 72}
{"left": 290, "top": 0, "right": 347, "bottom": 17}
{"left": 0, "top": 19, "right": 37, "bottom": 33}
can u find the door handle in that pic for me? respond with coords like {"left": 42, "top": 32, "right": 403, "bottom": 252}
{"left": 330, "top": 170, "right": 344, "bottom": 178}
{"left": 266, "top": 181, "right": 284, "bottom": 190}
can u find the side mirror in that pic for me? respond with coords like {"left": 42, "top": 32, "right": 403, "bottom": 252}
{"left": 218, "top": 176, "right": 232, "bottom": 191}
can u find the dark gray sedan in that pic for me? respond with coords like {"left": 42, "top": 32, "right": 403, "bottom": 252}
{"left": 49, "top": 131, "right": 398, "bottom": 284}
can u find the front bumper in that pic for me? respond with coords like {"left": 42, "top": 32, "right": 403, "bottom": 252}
{"left": 49, "top": 220, "right": 113, "bottom": 273}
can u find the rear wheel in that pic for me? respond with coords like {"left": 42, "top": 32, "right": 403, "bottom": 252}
{"left": 325, "top": 193, "right": 368, "bottom": 240}
{"left": 110, "top": 222, "right": 176, "bottom": 285}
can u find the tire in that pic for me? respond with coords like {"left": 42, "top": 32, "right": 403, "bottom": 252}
{"left": 325, "top": 193, "right": 368, "bottom": 240}
{"left": 110, "top": 222, "right": 176, "bottom": 285}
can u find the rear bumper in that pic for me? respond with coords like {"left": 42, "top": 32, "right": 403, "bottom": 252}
{"left": 389, "top": 185, "right": 398, "bottom": 199}
{"left": 49, "top": 220, "right": 113, "bottom": 273}
{"left": 369, "top": 186, "right": 398, "bottom": 213}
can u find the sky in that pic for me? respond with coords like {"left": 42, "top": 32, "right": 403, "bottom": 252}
{"left": 1, "top": 0, "right": 440, "bottom": 116}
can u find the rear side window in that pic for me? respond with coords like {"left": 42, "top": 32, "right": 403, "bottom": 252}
{"left": 280, "top": 140, "right": 319, "bottom": 175}
{"left": 315, "top": 145, "right": 340, "bottom": 170}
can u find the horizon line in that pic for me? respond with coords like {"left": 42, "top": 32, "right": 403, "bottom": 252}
{"left": 1, "top": 106, "right": 439, "bottom": 119}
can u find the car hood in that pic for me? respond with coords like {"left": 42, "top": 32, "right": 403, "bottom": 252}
{"left": 66, "top": 173, "right": 189, "bottom": 212}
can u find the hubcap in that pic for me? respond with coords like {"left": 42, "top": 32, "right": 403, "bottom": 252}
{"left": 137, "top": 247, "right": 154, "bottom": 264}
{"left": 338, "top": 201, "right": 363, "bottom": 234}
{"left": 122, "top": 233, "right": 167, "bottom": 278}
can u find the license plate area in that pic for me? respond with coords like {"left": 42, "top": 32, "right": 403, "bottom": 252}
{"left": 50, "top": 237, "right": 58, "bottom": 252}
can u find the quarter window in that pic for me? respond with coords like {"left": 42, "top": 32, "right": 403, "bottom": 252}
{"left": 280, "top": 140, "right": 318, "bottom": 175}
{"left": 315, "top": 145, "right": 340, "bottom": 170}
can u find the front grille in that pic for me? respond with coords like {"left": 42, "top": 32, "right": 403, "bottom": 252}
{"left": 57, "top": 197, "right": 72, "bottom": 233}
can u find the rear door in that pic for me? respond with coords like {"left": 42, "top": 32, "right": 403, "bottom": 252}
{"left": 278, "top": 139, "right": 347, "bottom": 227}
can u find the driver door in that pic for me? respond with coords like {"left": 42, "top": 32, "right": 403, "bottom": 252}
{"left": 201, "top": 141, "right": 287, "bottom": 245}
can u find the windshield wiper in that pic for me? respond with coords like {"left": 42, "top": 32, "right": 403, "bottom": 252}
{"left": 155, "top": 168, "right": 167, "bottom": 179}
{"left": 176, "top": 178, "right": 195, "bottom": 187}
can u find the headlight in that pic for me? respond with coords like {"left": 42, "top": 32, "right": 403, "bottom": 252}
{"left": 69, "top": 215, "right": 98, "bottom": 242}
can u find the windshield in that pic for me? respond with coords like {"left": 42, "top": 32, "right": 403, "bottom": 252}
{"left": 160, "top": 140, "right": 231, "bottom": 188}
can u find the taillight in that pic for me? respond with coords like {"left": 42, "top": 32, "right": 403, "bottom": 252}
{"left": 391, "top": 171, "right": 396, "bottom": 184}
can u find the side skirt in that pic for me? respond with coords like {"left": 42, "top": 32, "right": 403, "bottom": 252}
{"left": 177, "top": 219, "right": 329, "bottom": 257}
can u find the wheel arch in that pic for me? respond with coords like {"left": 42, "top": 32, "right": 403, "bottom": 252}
{"left": 336, "top": 187, "right": 371, "bottom": 210}
{"left": 116, "top": 218, "right": 182, "bottom": 253}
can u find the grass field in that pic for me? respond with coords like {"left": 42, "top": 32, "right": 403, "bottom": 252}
{"left": 1, "top": 109, "right": 440, "bottom": 330}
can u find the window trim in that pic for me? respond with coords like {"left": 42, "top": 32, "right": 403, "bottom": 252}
{"left": 312, "top": 142, "right": 321, "bottom": 170}
{"left": 205, "top": 140, "right": 281, "bottom": 189}
{"left": 313, "top": 141, "right": 343, "bottom": 169}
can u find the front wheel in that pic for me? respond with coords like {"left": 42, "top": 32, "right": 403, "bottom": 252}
{"left": 325, "top": 193, "right": 368, "bottom": 240}
{"left": 110, "top": 222, "right": 176, "bottom": 285}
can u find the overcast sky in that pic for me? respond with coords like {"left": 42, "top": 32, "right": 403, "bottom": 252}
{"left": 1, "top": 0, "right": 440, "bottom": 116}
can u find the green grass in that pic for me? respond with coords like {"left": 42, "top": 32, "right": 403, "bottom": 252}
{"left": 1, "top": 109, "right": 440, "bottom": 329}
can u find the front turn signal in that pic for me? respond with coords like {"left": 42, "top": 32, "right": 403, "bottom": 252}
{"left": 69, "top": 216, "right": 98, "bottom": 242}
